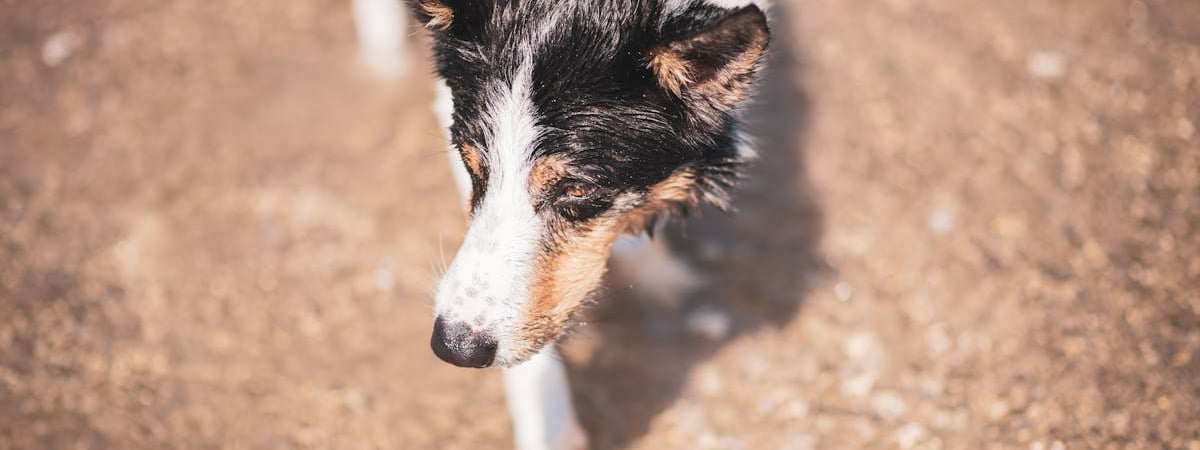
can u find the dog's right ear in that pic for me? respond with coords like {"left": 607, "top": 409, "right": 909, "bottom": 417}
{"left": 647, "top": 5, "right": 770, "bottom": 113}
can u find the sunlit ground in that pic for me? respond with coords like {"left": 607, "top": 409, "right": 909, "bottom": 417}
{"left": 2, "top": 1, "right": 1197, "bottom": 449}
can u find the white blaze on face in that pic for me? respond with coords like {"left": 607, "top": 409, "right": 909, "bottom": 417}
{"left": 435, "top": 63, "right": 544, "bottom": 364}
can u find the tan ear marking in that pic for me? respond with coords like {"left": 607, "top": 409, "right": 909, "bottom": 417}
{"left": 698, "top": 29, "right": 768, "bottom": 110}
{"left": 646, "top": 6, "right": 769, "bottom": 109}
{"left": 648, "top": 46, "right": 694, "bottom": 96}
{"left": 419, "top": 0, "right": 454, "bottom": 31}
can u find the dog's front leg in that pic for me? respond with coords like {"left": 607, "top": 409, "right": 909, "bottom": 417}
{"left": 503, "top": 347, "right": 587, "bottom": 450}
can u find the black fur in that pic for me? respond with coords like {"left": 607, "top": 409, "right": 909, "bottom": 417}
{"left": 411, "top": 0, "right": 767, "bottom": 223}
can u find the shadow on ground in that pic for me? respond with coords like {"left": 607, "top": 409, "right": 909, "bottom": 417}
{"left": 565, "top": 5, "right": 828, "bottom": 448}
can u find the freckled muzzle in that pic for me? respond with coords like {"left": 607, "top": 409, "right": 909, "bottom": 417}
{"left": 430, "top": 316, "right": 499, "bottom": 368}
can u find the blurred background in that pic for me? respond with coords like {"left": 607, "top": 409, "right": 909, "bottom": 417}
{"left": 1, "top": 0, "right": 1198, "bottom": 449}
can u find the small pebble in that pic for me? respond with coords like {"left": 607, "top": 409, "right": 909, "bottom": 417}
{"left": 696, "top": 368, "right": 723, "bottom": 394}
{"left": 928, "top": 209, "right": 954, "bottom": 234}
{"left": 373, "top": 268, "right": 395, "bottom": 292}
{"left": 687, "top": 307, "right": 731, "bottom": 340}
{"left": 42, "top": 30, "right": 82, "bottom": 67}
{"left": 343, "top": 389, "right": 366, "bottom": 412}
{"left": 988, "top": 399, "right": 1010, "bottom": 420}
{"left": 781, "top": 434, "right": 817, "bottom": 450}
{"left": 781, "top": 399, "right": 810, "bottom": 419}
{"left": 872, "top": 391, "right": 909, "bottom": 420}
{"left": 893, "top": 422, "right": 927, "bottom": 449}
{"left": 698, "top": 240, "right": 727, "bottom": 262}
{"left": 925, "top": 324, "right": 953, "bottom": 355}
{"left": 834, "top": 281, "right": 853, "bottom": 302}
{"left": 1177, "top": 118, "right": 1195, "bottom": 140}
{"left": 1028, "top": 51, "right": 1066, "bottom": 79}
{"left": 1107, "top": 412, "right": 1129, "bottom": 436}
{"left": 672, "top": 406, "right": 707, "bottom": 431}
{"left": 844, "top": 332, "right": 881, "bottom": 359}
{"left": 841, "top": 369, "right": 878, "bottom": 397}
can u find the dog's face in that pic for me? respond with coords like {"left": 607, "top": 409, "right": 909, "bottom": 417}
{"left": 413, "top": 0, "right": 769, "bottom": 367}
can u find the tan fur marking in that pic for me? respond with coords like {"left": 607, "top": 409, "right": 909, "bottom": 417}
{"left": 420, "top": 0, "right": 454, "bottom": 31}
{"left": 614, "top": 170, "right": 700, "bottom": 235}
{"left": 517, "top": 170, "right": 702, "bottom": 352}
{"left": 528, "top": 155, "right": 570, "bottom": 197}
{"left": 697, "top": 30, "right": 768, "bottom": 111}
{"left": 459, "top": 143, "right": 484, "bottom": 180}
{"left": 647, "top": 11, "right": 769, "bottom": 110}
{"left": 459, "top": 143, "right": 484, "bottom": 208}
{"left": 648, "top": 47, "right": 694, "bottom": 96}
{"left": 521, "top": 216, "right": 621, "bottom": 353}
{"left": 645, "top": 170, "right": 700, "bottom": 206}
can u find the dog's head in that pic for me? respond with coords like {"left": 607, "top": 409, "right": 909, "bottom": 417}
{"left": 412, "top": 0, "right": 769, "bottom": 367}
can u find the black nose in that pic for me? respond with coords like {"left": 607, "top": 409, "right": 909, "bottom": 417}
{"left": 430, "top": 316, "right": 498, "bottom": 368}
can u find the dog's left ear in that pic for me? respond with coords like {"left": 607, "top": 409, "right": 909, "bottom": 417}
{"left": 647, "top": 5, "right": 770, "bottom": 111}
{"left": 409, "top": 0, "right": 456, "bottom": 31}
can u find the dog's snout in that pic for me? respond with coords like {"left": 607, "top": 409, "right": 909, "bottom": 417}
{"left": 430, "top": 316, "right": 498, "bottom": 368}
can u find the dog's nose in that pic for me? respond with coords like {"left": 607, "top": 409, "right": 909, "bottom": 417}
{"left": 430, "top": 316, "right": 498, "bottom": 368}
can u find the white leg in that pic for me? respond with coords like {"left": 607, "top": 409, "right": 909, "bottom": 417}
{"left": 504, "top": 347, "right": 587, "bottom": 450}
{"left": 610, "top": 234, "right": 701, "bottom": 308}
{"left": 353, "top": 0, "right": 407, "bottom": 78}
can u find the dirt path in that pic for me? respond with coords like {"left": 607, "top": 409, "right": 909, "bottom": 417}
{"left": 2, "top": 1, "right": 1197, "bottom": 449}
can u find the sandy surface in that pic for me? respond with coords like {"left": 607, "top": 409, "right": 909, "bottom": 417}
{"left": 2, "top": 0, "right": 1198, "bottom": 449}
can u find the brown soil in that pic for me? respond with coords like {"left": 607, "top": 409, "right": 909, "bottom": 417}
{"left": 2, "top": 1, "right": 1197, "bottom": 449}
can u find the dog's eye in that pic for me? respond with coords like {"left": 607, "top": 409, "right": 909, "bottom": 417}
{"left": 552, "top": 180, "right": 608, "bottom": 221}
{"left": 562, "top": 182, "right": 596, "bottom": 200}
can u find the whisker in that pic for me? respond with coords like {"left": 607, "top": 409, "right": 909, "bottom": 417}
{"left": 438, "top": 231, "right": 450, "bottom": 275}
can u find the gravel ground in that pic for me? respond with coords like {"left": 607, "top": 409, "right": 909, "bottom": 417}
{"left": 2, "top": 0, "right": 1198, "bottom": 449}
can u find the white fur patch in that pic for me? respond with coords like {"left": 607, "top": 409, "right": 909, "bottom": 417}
{"left": 435, "top": 62, "right": 544, "bottom": 365}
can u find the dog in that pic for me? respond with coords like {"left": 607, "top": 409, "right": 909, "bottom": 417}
{"left": 355, "top": 1, "right": 770, "bottom": 448}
